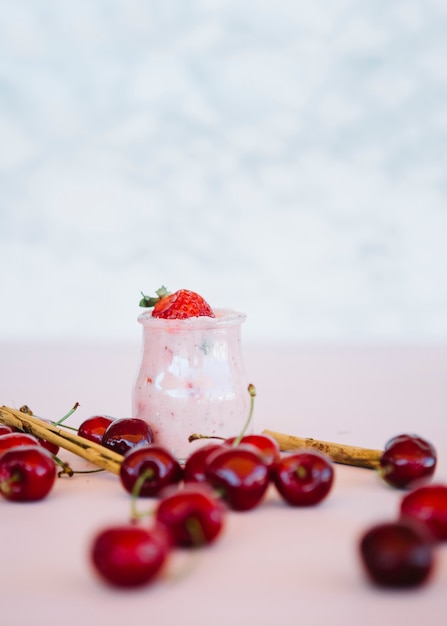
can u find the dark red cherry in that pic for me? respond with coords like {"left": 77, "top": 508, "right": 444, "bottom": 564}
{"left": 183, "top": 443, "right": 225, "bottom": 483}
{"left": 155, "top": 483, "right": 225, "bottom": 547}
{"left": 384, "top": 433, "right": 436, "bottom": 452}
{"left": 400, "top": 484, "right": 447, "bottom": 541}
{"left": 272, "top": 450, "right": 334, "bottom": 506}
{"left": 0, "top": 431, "right": 59, "bottom": 457}
{"left": 359, "top": 520, "right": 434, "bottom": 587}
{"left": 0, "top": 446, "right": 57, "bottom": 501}
{"left": 0, "top": 424, "right": 14, "bottom": 436}
{"left": 119, "top": 444, "right": 183, "bottom": 497}
{"left": 205, "top": 444, "right": 270, "bottom": 511}
{"left": 78, "top": 415, "right": 114, "bottom": 445}
{"left": 0, "top": 432, "right": 41, "bottom": 455}
{"left": 379, "top": 434, "right": 437, "bottom": 489}
{"left": 102, "top": 418, "right": 154, "bottom": 456}
{"left": 90, "top": 524, "right": 170, "bottom": 588}
{"left": 225, "top": 433, "right": 281, "bottom": 469}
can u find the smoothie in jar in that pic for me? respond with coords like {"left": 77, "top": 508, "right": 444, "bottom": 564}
{"left": 132, "top": 290, "right": 251, "bottom": 461}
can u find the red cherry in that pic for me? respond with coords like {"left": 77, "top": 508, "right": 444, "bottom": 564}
{"left": 0, "top": 446, "right": 57, "bottom": 501}
{"left": 400, "top": 484, "right": 447, "bottom": 541}
{"left": 102, "top": 418, "right": 154, "bottom": 456}
{"left": 0, "top": 430, "right": 59, "bottom": 457}
{"left": 205, "top": 444, "right": 270, "bottom": 511}
{"left": 384, "top": 433, "right": 436, "bottom": 452}
{"left": 379, "top": 434, "right": 437, "bottom": 489}
{"left": 119, "top": 444, "right": 183, "bottom": 497}
{"left": 272, "top": 450, "right": 334, "bottom": 506}
{"left": 0, "top": 432, "right": 41, "bottom": 454}
{"left": 0, "top": 424, "right": 14, "bottom": 436}
{"left": 155, "top": 483, "right": 225, "bottom": 547}
{"left": 359, "top": 520, "right": 435, "bottom": 587}
{"left": 90, "top": 524, "right": 170, "bottom": 588}
{"left": 78, "top": 415, "right": 114, "bottom": 445}
{"left": 225, "top": 434, "right": 281, "bottom": 469}
{"left": 183, "top": 443, "right": 225, "bottom": 483}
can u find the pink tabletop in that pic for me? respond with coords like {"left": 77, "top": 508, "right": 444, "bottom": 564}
{"left": 1, "top": 341, "right": 447, "bottom": 626}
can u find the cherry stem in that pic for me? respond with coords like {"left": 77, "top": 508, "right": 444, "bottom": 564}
{"left": 0, "top": 472, "right": 20, "bottom": 494}
{"left": 55, "top": 424, "right": 78, "bottom": 432}
{"left": 188, "top": 434, "right": 225, "bottom": 442}
{"left": 232, "top": 384, "right": 256, "bottom": 447}
{"left": 188, "top": 384, "right": 257, "bottom": 445}
{"left": 185, "top": 517, "right": 206, "bottom": 548}
{"left": 53, "top": 454, "right": 105, "bottom": 478}
{"left": 130, "top": 468, "right": 156, "bottom": 521}
{"left": 53, "top": 402, "right": 80, "bottom": 426}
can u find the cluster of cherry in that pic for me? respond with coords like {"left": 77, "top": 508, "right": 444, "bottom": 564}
{"left": 1, "top": 412, "right": 446, "bottom": 591}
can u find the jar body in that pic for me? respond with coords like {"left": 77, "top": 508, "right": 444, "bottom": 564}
{"left": 131, "top": 309, "right": 251, "bottom": 461}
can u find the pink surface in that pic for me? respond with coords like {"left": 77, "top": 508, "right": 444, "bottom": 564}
{"left": 1, "top": 341, "right": 447, "bottom": 626}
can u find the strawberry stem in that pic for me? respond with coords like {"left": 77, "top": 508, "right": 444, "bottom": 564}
{"left": 139, "top": 286, "right": 170, "bottom": 308}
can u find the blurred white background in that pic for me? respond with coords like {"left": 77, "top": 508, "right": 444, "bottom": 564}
{"left": 1, "top": 0, "right": 447, "bottom": 345}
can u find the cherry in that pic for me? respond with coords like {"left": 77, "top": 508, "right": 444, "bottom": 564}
{"left": 384, "top": 432, "right": 435, "bottom": 451}
{"left": 0, "top": 424, "right": 14, "bottom": 436}
{"left": 90, "top": 524, "right": 170, "bottom": 588}
{"left": 225, "top": 433, "right": 281, "bottom": 470}
{"left": 400, "top": 484, "right": 447, "bottom": 541}
{"left": 78, "top": 415, "right": 114, "bottom": 445}
{"left": 379, "top": 433, "right": 437, "bottom": 489}
{"left": 205, "top": 444, "right": 270, "bottom": 511}
{"left": 102, "top": 418, "right": 154, "bottom": 456}
{"left": 0, "top": 432, "right": 41, "bottom": 454}
{"left": 0, "top": 429, "right": 60, "bottom": 458}
{"left": 0, "top": 446, "right": 57, "bottom": 501}
{"left": 155, "top": 483, "right": 225, "bottom": 547}
{"left": 359, "top": 520, "right": 434, "bottom": 588}
{"left": 183, "top": 443, "right": 225, "bottom": 483}
{"left": 119, "top": 444, "right": 183, "bottom": 497}
{"left": 272, "top": 450, "right": 334, "bottom": 506}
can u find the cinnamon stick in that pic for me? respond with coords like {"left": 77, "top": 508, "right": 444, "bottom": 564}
{"left": 262, "top": 429, "right": 382, "bottom": 469}
{"left": 0, "top": 406, "right": 123, "bottom": 474}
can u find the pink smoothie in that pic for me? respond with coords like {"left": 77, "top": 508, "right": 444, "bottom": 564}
{"left": 132, "top": 308, "right": 251, "bottom": 461}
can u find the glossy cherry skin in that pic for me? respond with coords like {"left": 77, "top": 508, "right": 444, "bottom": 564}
{"left": 272, "top": 451, "right": 334, "bottom": 506}
{"left": 78, "top": 415, "right": 114, "bottom": 445}
{"left": 155, "top": 483, "right": 225, "bottom": 547}
{"left": 379, "top": 434, "right": 436, "bottom": 489}
{"left": 119, "top": 444, "right": 183, "bottom": 497}
{"left": 0, "top": 432, "right": 41, "bottom": 455}
{"left": 225, "top": 434, "right": 281, "bottom": 470}
{"left": 400, "top": 484, "right": 447, "bottom": 541}
{"left": 183, "top": 443, "right": 225, "bottom": 483}
{"left": 90, "top": 524, "right": 170, "bottom": 588}
{"left": 384, "top": 433, "right": 436, "bottom": 451}
{"left": 0, "top": 446, "right": 57, "bottom": 501}
{"left": 0, "top": 431, "right": 59, "bottom": 458}
{"left": 205, "top": 444, "right": 270, "bottom": 511}
{"left": 359, "top": 520, "right": 434, "bottom": 588}
{"left": 102, "top": 418, "right": 154, "bottom": 456}
{"left": 0, "top": 424, "right": 14, "bottom": 436}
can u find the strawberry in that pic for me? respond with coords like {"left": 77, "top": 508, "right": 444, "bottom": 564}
{"left": 139, "top": 287, "right": 215, "bottom": 320}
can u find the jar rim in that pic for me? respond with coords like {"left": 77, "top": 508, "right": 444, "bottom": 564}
{"left": 137, "top": 308, "right": 246, "bottom": 329}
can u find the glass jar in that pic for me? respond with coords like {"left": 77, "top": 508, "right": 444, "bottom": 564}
{"left": 131, "top": 309, "right": 251, "bottom": 461}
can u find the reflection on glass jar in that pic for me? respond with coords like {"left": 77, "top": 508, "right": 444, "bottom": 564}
{"left": 132, "top": 309, "right": 251, "bottom": 461}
